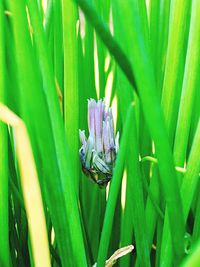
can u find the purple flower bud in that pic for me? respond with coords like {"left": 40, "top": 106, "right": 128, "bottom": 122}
{"left": 79, "top": 99, "right": 119, "bottom": 188}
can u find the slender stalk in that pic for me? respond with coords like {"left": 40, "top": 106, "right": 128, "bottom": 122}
{"left": 161, "top": 0, "right": 190, "bottom": 144}
{"left": 156, "top": 0, "right": 171, "bottom": 95}
{"left": 149, "top": 0, "right": 160, "bottom": 67}
{"left": 63, "top": 0, "right": 79, "bottom": 192}
{"left": 0, "top": 3, "right": 9, "bottom": 266}
{"left": 125, "top": 111, "right": 150, "bottom": 267}
{"left": 173, "top": 0, "right": 200, "bottom": 168}
{"left": 53, "top": 0, "right": 63, "bottom": 94}
{"left": 97, "top": 104, "right": 135, "bottom": 267}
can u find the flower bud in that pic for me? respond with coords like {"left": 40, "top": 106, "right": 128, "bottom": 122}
{"left": 79, "top": 99, "right": 119, "bottom": 187}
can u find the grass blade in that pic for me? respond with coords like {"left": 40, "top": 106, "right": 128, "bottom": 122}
{"left": 173, "top": 0, "right": 200, "bottom": 168}
{"left": 97, "top": 104, "right": 135, "bottom": 267}
{"left": 180, "top": 240, "right": 200, "bottom": 267}
{"left": 63, "top": 0, "right": 80, "bottom": 192}
{"left": 0, "top": 4, "right": 9, "bottom": 266}
{"left": 161, "top": 0, "right": 191, "bottom": 144}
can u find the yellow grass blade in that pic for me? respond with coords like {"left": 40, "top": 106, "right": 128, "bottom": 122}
{"left": 0, "top": 103, "right": 51, "bottom": 267}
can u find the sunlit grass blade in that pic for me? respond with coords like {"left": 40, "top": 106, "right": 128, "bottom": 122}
{"left": 44, "top": 0, "right": 53, "bottom": 43}
{"left": 173, "top": 0, "right": 200, "bottom": 168}
{"left": 156, "top": 0, "right": 171, "bottom": 95}
{"left": 161, "top": 0, "right": 191, "bottom": 144}
{"left": 180, "top": 240, "right": 200, "bottom": 267}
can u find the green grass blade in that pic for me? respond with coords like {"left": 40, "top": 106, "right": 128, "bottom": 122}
{"left": 83, "top": 15, "right": 97, "bottom": 101}
{"left": 181, "top": 119, "right": 200, "bottom": 219}
{"left": 125, "top": 110, "right": 150, "bottom": 267}
{"left": 94, "top": 0, "right": 111, "bottom": 99}
{"left": 44, "top": 0, "right": 53, "bottom": 41}
{"left": 180, "top": 240, "right": 200, "bottom": 267}
{"left": 144, "top": 167, "right": 161, "bottom": 247}
{"left": 156, "top": 0, "right": 171, "bottom": 95}
{"left": 115, "top": 67, "right": 134, "bottom": 267}
{"left": 192, "top": 192, "right": 200, "bottom": 243}
{"left": 0, "top": 3, "right": 9, "bottom": 266}
{"left": 149, "top": 0, "right": 160, "bottom": 66}
{"left": 53, "top": 0, "right": 63, "bottom": 94}
{"left": 173, "top": 0, "right": 200, "bottom": 168}
{"left": 138, "top": 0, "right": 149, "bottom": 47}
{"left": 63, "top": 0, "right": 80, "bottom": 192}
{"left": 119, "top": 184, "right": 133, "bottom": 267}
{"left": 97, "top": 104, "right": 135, "bottom": 267}
{"left": 188, "top": 79, "right": 200, "bottom": 152}
{"left": 161, "top": 0, "right": 191, "bottom": 144}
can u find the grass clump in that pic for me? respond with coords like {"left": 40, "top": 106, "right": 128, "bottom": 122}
{"left": 0, "top": 0, "right": 199, "bottom": 266}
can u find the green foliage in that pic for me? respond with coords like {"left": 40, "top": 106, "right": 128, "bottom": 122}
{"left": 0, "top": 0, "right": 199, "bottom": 266}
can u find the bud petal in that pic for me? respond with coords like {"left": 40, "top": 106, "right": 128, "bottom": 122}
{"left": 92, "top": 152, "right": 110, "bottom": 174}
{"left": 115, "top": 131, "right": 119, "bottom": 153}
{"left": 94, "top": 100, "right": 104, "bottom": 153}
{"left": 79, "top": 130, "right": 87, "bottom": 147}
{"left": 85, "top": 135, "right": 94, "bottom": 170}
{"left": 88, "top": 99, "right": 96, "bottom": 140}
